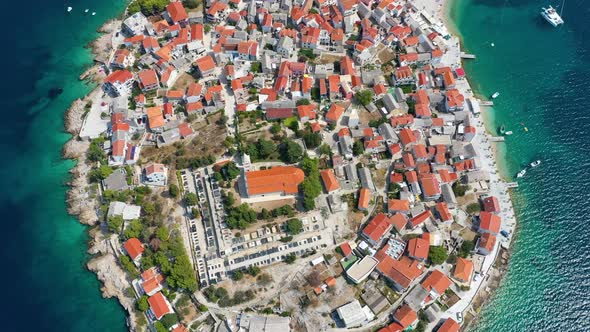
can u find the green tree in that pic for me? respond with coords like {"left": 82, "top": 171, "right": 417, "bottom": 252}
{"left": 89, "top": 165, "right": 113, "bottom": 182}
{"left": 169, "top": 184, "right": 179, "bottom": 198}
{"left": 280, "top": 140, "right": 303, "bottom": 164}
{"left": 299, "top": 158, "right": 322, "bottom": 211}
{"left": 182, "top": 0, "right": 201, "bottom": 9}
{"left": 355, "top": 89, "right": 374, "bottom": 106}
{"left": 270, "top": 123, "right": 282, "bottom": 134}
{"left": 168, "top": 253, "right": 197, "bottom": 292}
{"left": 250, "top": 61, "right": 261, "bottom": 73}
{"left": 107, "top": 215, "right": 124, "bottom": 233}
{"left": 285, "top": 254, "right": 297, "bottom": 264}
{"left": 303, "top": 131, "right": 321, "bottom": 149}
{"left": 296, "top": 98, "right": 311, "bottom": 106}
{"left": 87, "top": 138, "right": 107, "bottom": 163}
{"left": 452, "top": 183, "right": 469, "bottom": 197}
{"left": 260, "top": 208, "right": 271, "bottom": 220}
{"left": 257, "top": 138, "right": 277, "bottom": 159}
{"left": 459, "top": 240, "right": 475, "bottom": 258}
{"left": 184, "top": 192, "right": 198, "bottom": 206}
{"left": 124, "top": 219, "right": 143, "bottom": 239}
{"left": 318, "top": 143, "right": 332, "bottom": 156}
{"left": 352, "top": 140, "right": 364, "bottom": 156}
{"left": 466, "top": 203, "right": 481, "bottom": 214}
{"left": 161, "top": 313, "right": 179, "bottom": 329}
{"left": 247, "top": 265, "right": 261, "bottom": 276}
{"left": 204, "top": 24, "right": 212, "bottom": 33}
{"left": 428, "top": 246, "right": 448, "bottom": 265}
{"left": 233, "top": 271, "right": 244, "bottom": 280}
{"left": 222, "top": 161, "right": 241, "bottom": 180}
{"left": 153, "top": 322, "right": 168, "bottom": 332}
{"left": 286, "top": 218, "right": 303, "bottom": 235}
{"left": 136, "top": 295, "right": 149, "bottom": 312}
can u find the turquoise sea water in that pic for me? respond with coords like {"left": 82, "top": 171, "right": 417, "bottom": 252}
{"left": 451, "top": 0, "right": 590, "bottom": 330}
{"left": 0, "top": 0, "right": 128, "bottom": 330}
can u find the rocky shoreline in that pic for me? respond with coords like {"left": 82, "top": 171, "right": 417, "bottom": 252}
{"left": 63, "top": 18, "right": 139, "bottom": 332}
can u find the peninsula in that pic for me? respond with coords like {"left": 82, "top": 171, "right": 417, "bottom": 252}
{"left": 64, "top": 0, "right": 518, "bottom": 331}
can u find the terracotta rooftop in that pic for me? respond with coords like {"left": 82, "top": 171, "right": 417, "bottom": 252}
{"left": 245, "top": 166, "right": 304, "bottom": 196}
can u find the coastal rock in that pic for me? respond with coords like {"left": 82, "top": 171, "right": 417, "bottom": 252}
{"left": 87, "top": 253, "right": 138, "bottom": 332}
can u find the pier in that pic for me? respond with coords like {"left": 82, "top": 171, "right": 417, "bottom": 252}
{"left": 489, "top": 136, "right": 505, "bottom": 142}
{"left": 460, "top": 52, "right": 476, "bottom": 59}
{"left": 506, "top": 182, "right": 519, "bottom": 188}
{"left": 479, "top": 100, "right": 494, "bottom": 106}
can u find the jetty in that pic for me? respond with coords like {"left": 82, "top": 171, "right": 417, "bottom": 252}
{"left": 460, "top": 52, "right": 476, "bottom": 59}
{"left": 489, "top": 136, "right": 505, "bottom": 142}
{"left": 506, "top": 182, "right": 519, "bottom": 188}
{"left": 479, "top": 100, "right": 494, "bottom": 106}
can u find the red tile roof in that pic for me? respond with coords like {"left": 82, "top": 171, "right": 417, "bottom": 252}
{"left": 245, "top": 166, "right": 304, "bottom": 196}
{"left": 437, "top": 318, "right": 460, "bottom": 332}
{"left": 436, "top": 202, "right": 453, "bottom": 222}
{"left": 453, "top": 257, "right": 474, "bottom": 283}
{"left": 326, "top": 103, "right": 345, "bottom": 123}
{"left": 393, "top": 305, "right": 417, "bottom": 328}
{"left": 358, "top": 188, "right": 371, "bottom": 210}
{"left": 362, "top": 213, "right": 393, "bottom": 243}
{"left": 390, "top": 213, "right": 408, "bottom": 232}
{"left": 483, "top": 196, "right": 500, "bottom": 213}
{"left": 407, "top": 237, "right": 430, "bottom": 260}
{"left": 478, "top": 232, "right": 496, "bottom": 253}
{"left": 479, "top": 212, "right": 501, "bottom": 234}
{"left": 195, "top": 55, "right": 216, "bottom": 73}
{"left": 105, "top": 70, "right": 133, "bottom": 84}
{"left": 320, "top": 169, "right": 340, "bottom": 193}
{"left": 375, "top": 253, "right": 424, "bottom": 289}
{"left": 138, "top": 69, "right": 159, "bottom": 88}
{"left": 148, "top": 292, "right": 173, "bottom": 320}
{"left": 167, "top": 1, "right": 188, "bottom": 22}
{"left": 388, "top": 199, "right": 410, "bottom": 213}
{"left": 420, "top": 173, "right": 440, "bottom": 197}
{"left": 340, "top": 242, "right": 352, "bottom": 257}
{"left": 409, "top": 210, "right": 432, "bottom": 228}
{"left": 421, "top": 269, "right": 452, "bottom": 295}
{"left": 123, "top": 238, "right": 144, "bottom": 260}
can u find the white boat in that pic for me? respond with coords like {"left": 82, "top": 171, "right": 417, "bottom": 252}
{"left": 92, "top": 12, "right": 96, "bottom": 15}
{"left": 541, "top": 6, "right": 564, "bottom": 27}
{"left": 85, "top": 9, "right": 89, "bottom": 13}
{"left": 530, "top": 160, "right": 541, "bottom": 167}
{"left": 491, "top": 92, "right": 500, "bottom": 99}
{"left": 67, "top": 6, "right": 72, "bottom": 12}
{"left": 505, "top": 131, "right": 513, "bottom": 135}
{"left": 517, "top": 169, "right": 527, "bottom": 178}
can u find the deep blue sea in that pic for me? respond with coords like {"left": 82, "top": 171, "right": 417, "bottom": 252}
{"left": 450, "top": 0, "right": 590, "bottom": 330}
{"left": 0, "top": 0, "right": 127, "bottom": 330}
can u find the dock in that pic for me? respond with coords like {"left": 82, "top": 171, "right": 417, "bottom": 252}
{"left": 479, "top": 101, "right": 494, "bottom": 106}
{"left": 489, "top": 136, "right": 505, "bottom": 142}
{"left": 460, "top": 52, "right": 476, "bottom": 59}
{"left": 506, "top": 182, "right": 519, "bottom": 188}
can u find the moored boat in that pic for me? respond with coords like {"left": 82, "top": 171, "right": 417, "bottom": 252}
{"left": 530, "top": 160, "right": 541, "bottom": 167}
{"left": 491, "top": 92, "right": 500, "bottom": 99}
{"left": 541, "top": 6, "right": 564, "bottom": 27}
{"left": 517, "top": 169, "right": 527, "bottom": 178}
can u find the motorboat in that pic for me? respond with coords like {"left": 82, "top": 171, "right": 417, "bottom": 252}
{"left": 517, "top": 169, "right": 527, "bottom": 178}
{"left": 491, "top": 92, "right": 500, "bottom": 99}
{"left": 530, "top": 160, "right": 541, "bottom": 167}
{"left": 541, "top": 6, "right": 564, "bottom": 27}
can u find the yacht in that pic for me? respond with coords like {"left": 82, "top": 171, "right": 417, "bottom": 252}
{"left": 530, "top": 160, "right": 541, "bottom": 167}
{"left": 541, "top": 6, "right": 564, "bottom": 27}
